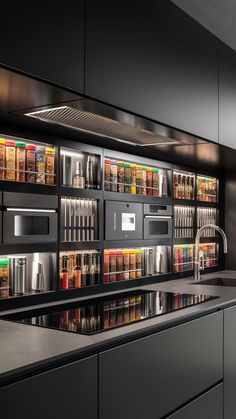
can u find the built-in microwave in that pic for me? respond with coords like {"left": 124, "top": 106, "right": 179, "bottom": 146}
{"left": 3, "top": 192, "right": 58, "bottom": 244}
{"left": 143, "top": 204, "right": 172, "bottom": 240}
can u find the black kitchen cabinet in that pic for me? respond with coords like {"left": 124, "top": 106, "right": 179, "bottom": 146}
{"left": 85, "top": 0, "right": 218, "bottom": 141}
{"left": 224, "top": 305, "right": 236, "bottom": 419}
{"left": 219, "top": 42, "right": 236, "bottom": 149}
{"left": 99, "top": 312, "right": 223, "bottom": 419}
{"left": 167, "top": 384, "right": 223, "bottom": 419}
{"left": 0, "top": 2, "right": 84, "bottom": 92}
{"left": 0, "top": 355, "right": 97, "bottom": 419}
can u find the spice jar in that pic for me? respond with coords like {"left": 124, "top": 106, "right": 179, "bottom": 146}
{"left": 131, "top": 164, "right": 136, "bottom": 195}
{"left": 45, "top": 147, "right": 55, "bottom": 185}
{"left": 109, "top": 251, "right": 117, "bottom": 282}
{"left": 26, "top": 144, "right": 36, "bottom": 183}
{"left": 16, "top": 142, "right": 26, "bottom": 182}
{"left": 0, "top": 139, "right": 5, "bottom": 180}
{"left": 5, "top": 140, "right": 16, "bottom": 181}
{"left": 152, "top": 168, "right": 159, "bottom": 196}
{"left": 136, "top": 250, "right": 142, "bottom": 278}
{"left": 146, "top": 167, "right": 153, "bottom": 195}
{"left": 124, "top": 163, "right": 131, "bottom": 193}
{"left": 110, "top": 160, "right": 117, "bottom": 192}
{"left": 0, "top": 259, "right": 9, "bottom": 299}
{"left": 116, "top": 251, "right": 124, "bottom": 281}
{"left": 117, "top": 161, "right": 125, "bottom": 193}
{"left": 129, "top": 250, "right": 136, "bottom": 279}
{"left": 141, "top": 166, "right": 147, "bottom": 195}
{"left": 104, "top": 159, "right": 111, "bottom": 191}
{"left": 136, "top": 166, "right": 142, "bottom": 194}
{"left": 35, "top": 146, "right": 45, "bottom": 184}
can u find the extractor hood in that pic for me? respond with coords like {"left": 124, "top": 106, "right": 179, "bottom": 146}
{"left": 0, "top": 65, "right": 208, "bottom": 149}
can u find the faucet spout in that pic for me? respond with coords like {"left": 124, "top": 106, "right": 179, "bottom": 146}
{"left": 194, "top": 224, "right": 227, "bottom": 281}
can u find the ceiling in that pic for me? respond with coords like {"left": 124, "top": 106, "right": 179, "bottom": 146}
{"left": 172, "top": 0, "right": 236, "bottom": 51}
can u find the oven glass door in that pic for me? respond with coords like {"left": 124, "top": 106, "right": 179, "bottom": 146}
{"left": 144, "top": 216, "right": 172, "bottom": 239}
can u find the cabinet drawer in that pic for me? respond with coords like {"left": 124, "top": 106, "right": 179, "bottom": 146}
{"left": 99, "top": 311, "right": 223, "bottom": 419}
{"left": 166, "top": 383, "right": 223, "bottom": 419}
{"left": 0, "top": 355, "right": 97, "bottom": 419}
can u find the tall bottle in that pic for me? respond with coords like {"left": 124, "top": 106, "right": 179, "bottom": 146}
{"left": 60, "top": 256, "right": 69, "bottom": 289}
{"left": 86, "top": 156, "right": 94, "bottom": 189}
{"left": 73, "top": 254, "right": 81, "bottom": 288}
{"left": 73, "top": 161, "right": 85, "bottom": 189}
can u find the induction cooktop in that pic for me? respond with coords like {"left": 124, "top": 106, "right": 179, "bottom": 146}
{"left": 3, "top": 290, "right": 218, "bottom": 335}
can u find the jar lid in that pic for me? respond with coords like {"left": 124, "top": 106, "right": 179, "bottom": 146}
{"left": 142, "top": 166, "right": 147, "bottom": 170}
{"left": 26, "top": 144, "right": 36, "bottom": 150}
{"left": 104, "top": 159, "right": 111, "bottom": 163}
{"left": 153, "top": 168, "right": 159, "bottom": 172}
{"left": 0, "top": 139, "right": 6, "bottom": 145}
{"left": 16, "top": 142, "right": 26, "bottom": 148}
{"left": 36, "top": 146, "right": 45, "bottom": 152}
{"left": 124, "top": 163, "right": 131, "bottom": 167}
{"left": 45, "top": 147, "right": 55, "bottom": 154}
{"left": 0, "top": 259, "right": 9, "bottom": 265}
{"left": 110, "top": 160, "right": 117, "bottom": 165}
{"left": 6, "top": 140, "right": 15, "bottom": 147}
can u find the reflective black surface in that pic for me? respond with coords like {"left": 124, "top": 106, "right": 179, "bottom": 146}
{"left": 3, "top": 289, "right": 218, "bottom": 335}
{"left": 194, "top": 277, "right": 236, "bottom": 287}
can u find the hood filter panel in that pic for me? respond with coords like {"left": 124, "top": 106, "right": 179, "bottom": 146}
{"left": 25, "top": 106, "right": 180, "bottom": 147}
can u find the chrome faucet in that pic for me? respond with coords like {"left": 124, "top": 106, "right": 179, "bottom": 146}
{"left": 194, "top": 224, "right": 227, "bottom": 281}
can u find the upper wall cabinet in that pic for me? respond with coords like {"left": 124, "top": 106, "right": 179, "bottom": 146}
{"left": 219, "top": 42, "right": 236, "bottom": 149}
{"left": 85, "top": 0, "right": 218, "bottom": 142}
{"left": 0, "top": 2, "right": 84, "bottom": 93}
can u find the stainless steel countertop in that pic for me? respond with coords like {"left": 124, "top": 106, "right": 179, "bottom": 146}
{"left": 1, "top": 270, "right": 236, "bottom": 385}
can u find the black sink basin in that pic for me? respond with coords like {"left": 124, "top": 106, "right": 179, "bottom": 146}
{"left": 193, "top": 277, "right": 236, "bottom": 287}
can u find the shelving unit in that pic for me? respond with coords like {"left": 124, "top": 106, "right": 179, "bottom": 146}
{"left": 0, "top": 135, "right": 224, "bottom": 310}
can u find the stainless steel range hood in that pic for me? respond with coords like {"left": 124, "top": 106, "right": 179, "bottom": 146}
{"left": 25, "top": 102, "right": 180, "bottom": 147}
{"left": 0, "top": 65, "right": 208, "bottom": 149}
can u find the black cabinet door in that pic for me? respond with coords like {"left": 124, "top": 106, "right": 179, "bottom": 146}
{"left": 0, "top": 355, "right": 97, "bottom": 419}
{"left": 0, "top": 2, "right": 84, "bottom": 92}
{"left": 167, "top": 384, "right": 223, "bottom": 419}
{"left": 99, "top": 312, "right": 223, "bottom": 419}
{"left": 85, "top": 0, "right": 218, "bottom": 141}
{"left": 224, "top": 305, "right": 236, "bottom": 419}
{"left": 219, "top": 42, "right": 236, "bottom": 149}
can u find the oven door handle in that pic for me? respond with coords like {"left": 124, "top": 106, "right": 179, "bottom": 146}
{"left": 144, "top": 215, "right": 172, "bottom": 219}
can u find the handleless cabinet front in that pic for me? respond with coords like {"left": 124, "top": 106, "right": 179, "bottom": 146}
{"left": 224, "top": 305, "right": 236, "bottom": 419}
{"left": 99, "top": 312, "right": 223, "bottom": 419}
{"left": 0, "top": 355, "right": 97, "bottom": 419}
{"left": 166, "top": 384, "right": 223, "bottom": 419}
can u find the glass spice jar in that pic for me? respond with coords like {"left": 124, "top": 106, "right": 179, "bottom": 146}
{"left": 0, "top": 259, "right": 9, "bottom": 299}
{"left": 136, "top": 166, "right": 142, "bottom": 194}
{"left": 130, "top": 164, "right": 137, "bottom": 195}
{"left": 117, "top": 161, "right": 125, "bottom": 193}
{"left": 141, "top": 166, "right": 147, "bottom": 195}
{"left": 0, "top": 139, "right": 5, "bottom": 180}
{"left": 26, "top": 144, "right": 36, "bottom": 183}
{"left": 45, "top": 147, "right": 55, "bottom": 185}
{"left": 35, "top": 146, "right": 46, "bottom": 184}
{"left": 5, "top": 140, "right": 16, "bottom": 181}
{"left": 124, "top": 163, "right": 131, "bottom": 193}
{"left": 16, "top": 142, "right": 26, "bottom": 182}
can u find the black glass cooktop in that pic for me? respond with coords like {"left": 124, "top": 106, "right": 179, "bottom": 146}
{"left": 3, "top": 290, "right": 218, "bottom": 335}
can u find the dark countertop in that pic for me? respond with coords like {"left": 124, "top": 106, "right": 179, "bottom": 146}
{"left": 1, "top": 270, "right": 236, "bottom": 386}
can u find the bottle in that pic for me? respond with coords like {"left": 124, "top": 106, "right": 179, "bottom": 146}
{"left": 136, "top": 166, "right": 142, "bottom": 194}
{"left": 146, "top": 167, "right": 153, "bottom": 195}
{"left": 123, "top": 250, "right": 130, "bottom": 280}
{"left": 103, "top": 251, "right": 109, "bottom": 284}
{"left": 73, "top": 254, "right": 81, "bottom": 288}
{"left": 81, "top": 254, "right": 88, "bottom": 287}
{"left": 116, "top": 251, "right": 124, "bottom": 281}
{"left": 26, "top": 144, "right": 36, "bottom": 183}
{"left": 45, "top": 147, "right": 55, "bottom": 185}
{"left": 35, "top": 146, "right": 45, "bottom": 184}
{"left": 73, "top": 161, "right": 85, "bottom": 189}
{"left": 95, "top": 253, "right": 101, "bottom": 284}
{"left": 60, "top": 256, "right": 69, "bottom": 289}
{"left": 129, "top": 250, "right": 136, "bottom": 279}
{"left": 5, "top": 140, "right": 16, "bottom": 181}
{"left": 16, "top": 142, "right": 26, "bottom": 182}
{"left": 0, "top": 139, "right": 5, "bottom": 180}
{"left": 89, "top": 253, "right": 96, "bottom": 286}
{"left": 136, "top": 250, "right": 142, "bottom": 278}
{"left": 86, "top": 156, "right": 94, "bottom": 189}
{"left": 109, "top": 251, "right": 117, "bottom": 282}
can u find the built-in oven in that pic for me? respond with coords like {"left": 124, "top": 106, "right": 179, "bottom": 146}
{"left": 105, "top": 201, "right": 143, "bottom": 240}
{"left": 143, "top": 204, "right": 172, "bottom": 240}
{"left": 3, "top": 192, "right": 58, "bottom": 244}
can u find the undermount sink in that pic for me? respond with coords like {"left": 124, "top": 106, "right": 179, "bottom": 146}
{"left": 193, "top": 277, "right": 236, "bottom": 287}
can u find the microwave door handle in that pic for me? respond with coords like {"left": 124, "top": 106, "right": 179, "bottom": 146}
{"left": 114, "top": 212, "right": 117, "bottom": 231}
{"left": 144, "top": 216, "right": 172, "bottom": 219}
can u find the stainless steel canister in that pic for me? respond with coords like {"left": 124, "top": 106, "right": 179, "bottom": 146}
{"left": 10, "top": 256, "right": 27, "bottom": 295}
